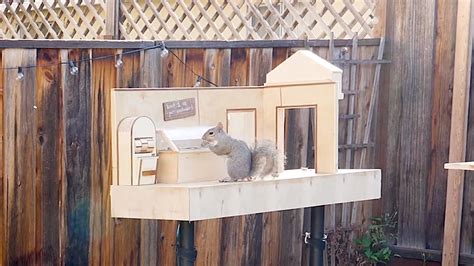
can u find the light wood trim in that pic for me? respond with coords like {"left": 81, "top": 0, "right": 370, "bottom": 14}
{"left": 442, "top": 0, "right": 474, "bottom": 265}
{"left": 444, "top": 162, "right": 474, "bottom": 171}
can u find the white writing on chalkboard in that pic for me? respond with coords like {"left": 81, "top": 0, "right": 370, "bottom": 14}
{"left": 163, "top": 98, "right": 196, "bottom": 121}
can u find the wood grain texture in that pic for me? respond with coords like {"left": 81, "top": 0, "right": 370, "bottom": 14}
{"left": 156, "top": 220, "right": 177, "bottom": 266}
{"left": 138, "top": 47, "right": 163, "bottom": 266}
{"left": 63, "top": 49, "right": 92, "bottom": 265}
{"left": 118, "top": 49, "right": 140, "bottom": 88}
{"left": 261, "top": 47, "right": 288, "bottom": 266}
{"left": 230, "top": 48, "right": 249, "bottom": 86}
{"left": 162, "top": 49, "right": 186, "bottom": 87}
{"left": 218, "top": 47, "right": 253, "bottom": 266}
{"left": 396, "top": 0, "right": 435, "bottom": 248}
{"left": 236, "top": 48, "right": 274, "bottom": 266}
{"left": 113, "top": 49, "right": 141, "bottom": 265}
{"left": 426, "top": 0, "right": 457, "bottom": 251}
{"left": 4, "top": 49, "right": 37, "bottom": 264}
{"left": 0, "top": 39, "right": 382, "bottom": 50}
{"left": 195, "top": 48, "right": 223, "bottom": 266}
{"left": 90, "top": 48, "right": 116, "bottom": 266}
{"left": 372, "top": 0, "right": 387, "bottom": 38}
{"left": 461, "top": 56, "right": 474, "bottom": 255}
{"left": 195, "top": 219, "right": 221, "bottom": 266}
{"left": 281, "top": 109, "right": 307, "bottom": 266}
{"left": 0, "top": 49, "right": 5, "bottom": 266}
{"left": 374, "top": 0, "right": 400, "bottom": 217}
{"left": 443, "top": 0, "right": 473, "bottom": 264}
{"left": 376, "top": 1, "right": 433, "bottom": 245}
{"left": 184, "top": 49, "right": 204, "bottom": 87}
{"left": 204, "top": 49, "right": 231, "bottom": 86}
{"left": 35, "top": 48, "right": 64, "bottom": 265}
{"left": 139, "top": 48, "right": 162, "bottom": 88}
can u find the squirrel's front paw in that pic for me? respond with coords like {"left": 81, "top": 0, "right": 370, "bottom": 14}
{"left": 201, "top": 141, "right": 210, "bottom": 148}
{"left": 219, "top": 177, "right": 232, "bottom": 182}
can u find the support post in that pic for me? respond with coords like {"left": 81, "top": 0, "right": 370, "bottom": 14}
{"left": 176, "top": 221, "right": 196, "bottom": 266}
{"left": 442, "top": 0, "right": 474, "bottom": 265}
{"left": 309, "top": 206, "right": 325, "bottom": 266}
{"left": 103, "top": 0, "right": 120, "bottom": 39}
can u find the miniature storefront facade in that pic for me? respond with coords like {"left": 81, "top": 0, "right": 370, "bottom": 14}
{"left": 110, "top": 50, "right": 381, "bottom": 220}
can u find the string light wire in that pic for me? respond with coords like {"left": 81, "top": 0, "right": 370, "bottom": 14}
{"left": 1, "top": 42, "right": 218, "bottom": 87}
{"left": 167, "top": 49, "right": 218, "bottom": 87}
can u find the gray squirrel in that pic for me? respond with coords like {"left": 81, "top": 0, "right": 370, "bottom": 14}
{"left": 201, "top": 122, "right": 280, "bottom": 182}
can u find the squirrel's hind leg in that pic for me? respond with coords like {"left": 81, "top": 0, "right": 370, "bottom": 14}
{"left": 249, "top": 156, "right": 267, "bottom": 180}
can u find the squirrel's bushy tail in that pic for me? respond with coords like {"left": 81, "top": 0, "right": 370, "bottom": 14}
{"left": 249, "top": 140, "right": 282, "bottom": 179}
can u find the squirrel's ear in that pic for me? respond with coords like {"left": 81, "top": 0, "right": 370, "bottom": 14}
{"left": 217, "top": 122, "right": 223, "bottom": 130}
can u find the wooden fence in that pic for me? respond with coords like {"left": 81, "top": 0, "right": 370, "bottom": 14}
{"left": 0, "top": 0, "right": 378, "bottom": 40}
{"left": 0, "top": 39, "right": 383, "bottom": 265}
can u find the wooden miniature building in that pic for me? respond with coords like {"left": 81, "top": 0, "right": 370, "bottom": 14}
{"left": 110, "top": 50, "right": 381, "bottom": 220}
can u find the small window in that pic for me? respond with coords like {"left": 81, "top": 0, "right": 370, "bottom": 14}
{"left": 226, "top": 109, "right": 256, "bottom": 145}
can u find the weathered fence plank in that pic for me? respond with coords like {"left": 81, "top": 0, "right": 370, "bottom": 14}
{"left": 204, "top": 49, "right": 231, "bottom": 87}
{"left": 90, "top": 49, "right": 116, "bottom": 266}
{"left": 4, "top": 49, "right": 37, "bottom": 264}
{"left": 219, "top": 47, "right": 252, "bottom": 266}
{"left": 138, "top": 48, "right": 164, "bottom": 266}
{"left": 35, "top": 48, "right": 64, "bottom": 265}
{"left": 260, "top": 47, "right": 288, "bottom": 266}
{"left": 281, "top": 108, "right": 308, "bottom": 266}
{"left": 0, "top": 49, "right": 5, "bottom": 266}
{"left": 426, "top": 0, "right": 457, "bottom": 251}
{"left": 63, "top": 49, "right": 92, "bottom": 265}
{"left": 195, "top": 49, "right": 223, "bottom": 266}
{"left": 461, "top": 57, "right": 474, "bottom": 255}
{"left": 396, "top": 0, "right": 435, "bottom": 249}
{"left": 162, "top": 49, "right": 186, "bottom": 88}
{"left": 184, "top": 49, "right": 205, "bottom": 87}
{"left": 113, "top": 50, "right": 141, "bottom": 265}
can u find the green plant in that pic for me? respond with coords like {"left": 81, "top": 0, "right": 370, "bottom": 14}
{"left": 355, "top": 212, "right": 397, "bottom": 265}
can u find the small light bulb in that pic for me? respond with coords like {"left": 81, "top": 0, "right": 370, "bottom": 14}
{"left": 194, "top": 76, "right": 202, "bottom": 87}
{"left": 16, "top": 67, "right": 24, "bottom": 80}
{"left": 69, "top": 61, "right": 78, "bottom": 76}
{"left": 115, "top": 54, "right": 123, "bottom": 68}
{"left": 160, "top": 47, "right": 169, "bottom": 58}
{"left": 160, "top": 41, "right": 169, "bottom": 58}
{"left": 368, "top": 16, "right": 379, "bottom": 27}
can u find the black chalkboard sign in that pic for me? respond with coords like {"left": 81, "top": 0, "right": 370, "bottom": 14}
{"left": 162, "top": 98, "right": 196, "bottom": 121}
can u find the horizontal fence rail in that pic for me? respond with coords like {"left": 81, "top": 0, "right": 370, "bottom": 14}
{"left": 0, "top": 0, "right": 378, "bottom": 40}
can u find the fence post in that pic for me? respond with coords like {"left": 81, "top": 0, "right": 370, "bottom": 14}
{"left": 442, "top": 0, "right": 474, "bottom": 265}
{"left": 104, "top": 0, "right": 120, "bottom": 39}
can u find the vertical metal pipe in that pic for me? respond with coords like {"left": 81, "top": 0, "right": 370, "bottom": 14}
{"left": 177, "top": 221, "right": 196, "bottom": 266}
{"left": 310, "top": 206, "right": 325, "bottom": 266}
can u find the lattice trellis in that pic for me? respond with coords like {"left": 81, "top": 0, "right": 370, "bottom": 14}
{"left": 0, "top": 0, "right": 106, "bottom": 39}
{"left": 0, "top": 0, "right": 377, "bottom": 40}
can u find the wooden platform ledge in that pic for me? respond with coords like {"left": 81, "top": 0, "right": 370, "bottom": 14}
{"left": 110, "top": 169, "right": 381, "bottom": 221}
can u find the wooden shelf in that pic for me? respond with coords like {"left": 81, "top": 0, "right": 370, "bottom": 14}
{"left": 444, "top": 162, "right": 474, "bottom": 171}
{"left": 110, "top": 169, "right": 381, "bottom": 221}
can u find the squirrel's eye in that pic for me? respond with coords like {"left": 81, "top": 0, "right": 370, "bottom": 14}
{"left": 209, "top": 131, "right": 214, "bottom": 135}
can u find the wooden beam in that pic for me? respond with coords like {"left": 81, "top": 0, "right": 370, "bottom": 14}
{"left": 442, "top": 0, "right": 474, "bottom": 265}
{"left": 104, "top": 0, "right": 119, "bottom": 39}
{"left": 444, "top": 161, "right": 474, "bottom": 171}
{"left": 110, "top": 169, "right": 381, "bottom": 221}
{"left": 372, "top": 0, "right": 387, "bottom": 38}
{"left": 0, "top": 39, "right": 383, "bottom": 49}
{"left": 390, "top": 245, "right": 474, "bottom": 264}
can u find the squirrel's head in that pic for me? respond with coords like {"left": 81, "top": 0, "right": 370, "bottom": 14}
{"left": 201, "top": 122, "right": 225, "bottom": 146}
